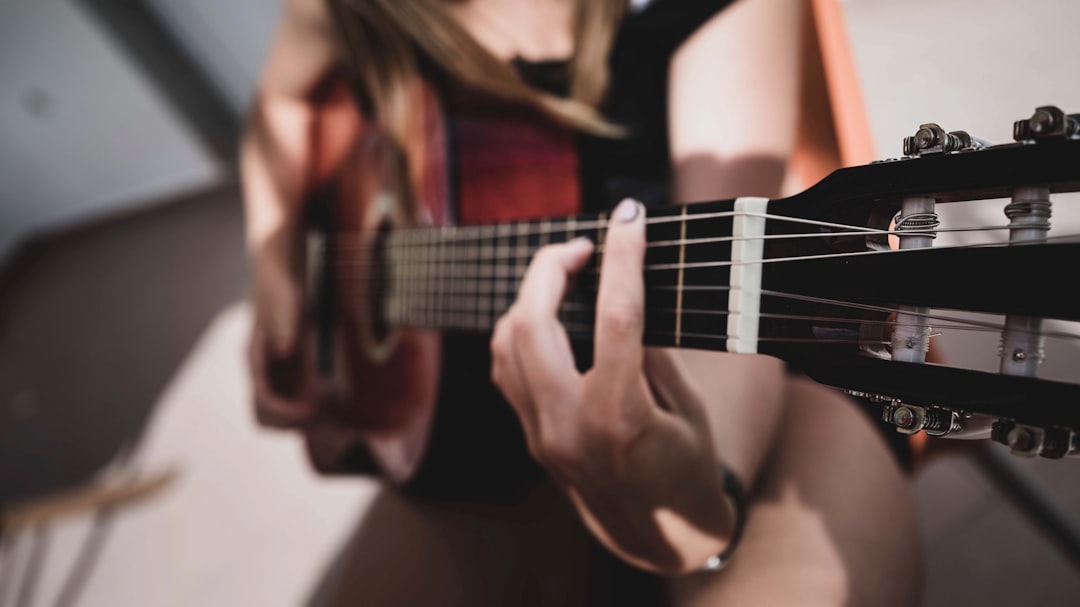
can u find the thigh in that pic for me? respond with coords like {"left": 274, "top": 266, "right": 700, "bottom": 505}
{"left": 670, "top": 377, "right": 923, "bottom": 607}
{"left": 309, "top": 481, "right": 599, "bottom": 607}
{"left": 675, "top": 350, "right": 787, "bottom": 486}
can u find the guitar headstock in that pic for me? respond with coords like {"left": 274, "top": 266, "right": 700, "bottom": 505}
{"left": 759, "top": 105, "right": 1080, "bottom": 459}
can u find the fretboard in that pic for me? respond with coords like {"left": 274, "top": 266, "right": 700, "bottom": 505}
{"left": 377, "top": 197, "right": 773, "bottom": 353}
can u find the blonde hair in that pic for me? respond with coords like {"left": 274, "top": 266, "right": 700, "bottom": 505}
{"left": 327, "top": 0, "right": 627, "bottom": 141}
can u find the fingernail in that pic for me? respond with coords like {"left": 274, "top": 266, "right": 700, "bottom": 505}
{"left": 613, "top": 198, "right": 640, "bottom": 223}
{"left": 570, "top": 236, "right": 593, "bottom": 247}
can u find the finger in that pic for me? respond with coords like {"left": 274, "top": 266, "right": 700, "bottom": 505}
{"left": 490, "top": 316, "right": 541, "bottom": 454}
{"left": 511, "top": 240, "right": 593, "bottom": 403}
{"left": 643, "top": 348, "right": 707, "bottom": 426}
{"left": 253, "top": 246, "right": 303, "bottom": 355}
{"left": 593, "top": 198, "right": 647, "bottom": 389}
{"left": 249, "top": 324, "right": 318, "bottom": 427}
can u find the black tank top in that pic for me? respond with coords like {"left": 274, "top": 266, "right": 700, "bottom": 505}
{"left": 403, "top": 0, "right": 736, "bottom": 500}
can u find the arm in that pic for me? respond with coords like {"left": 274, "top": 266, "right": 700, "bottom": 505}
{"left": 667, "top": 5, "right": 922, "bottom": 603}
{"left": 669, "top": 0, "right": 803, "bottom": 202}
{"left": 489, "top": 0, "right": 806, "bottom": 575}
{"left": 663, "top": 0, "right": 804, "bottom": 497}
{"left": 242, "top": 0, "right": 336, "bottom": 425}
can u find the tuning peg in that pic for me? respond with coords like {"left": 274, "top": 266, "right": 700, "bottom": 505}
{"left": 903, "top": 123, "right": 991, "bottom": 157}
{"left": 992, "top": 419, "right": 1078, "bottom": 459}
{"left": 1013, "top": 106, "right": 1080, "bottom": 142}
{"left": 882, "top": 402, "right": 963, "bottom": 436}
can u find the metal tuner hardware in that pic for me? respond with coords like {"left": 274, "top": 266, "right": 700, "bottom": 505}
{"left": 1013, "top": 106, "right": 1080, "bottom": 142}
{"left": 860, "top": 108, "right": 1080, "bottom": 456}
{"left": 902, "top": 123, "right": 991, "bottom": 157}
{"left": 880, "top": 402, "right": 964, "bottom": 437}
{"left": 992, "top": 420, "right": 1080, "bottom": 459}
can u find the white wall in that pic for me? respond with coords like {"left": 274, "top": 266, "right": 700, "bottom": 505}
{"left": 843, "top": 0, "right": 1080, "bottom": 243}
{"left": 0, "top": 0, "right": 220, "bottom": 261}
{"left": 844, "top": 0, "right": 1080, "bottom": 160}
{"left": 0, "top": 0, "right": 286, "bottom": 263}
{"left": 145, "top": 0, "right": 283, "bottom": 113}
{"left": 843, "top": 0, "right": 1080, "bottom": 376}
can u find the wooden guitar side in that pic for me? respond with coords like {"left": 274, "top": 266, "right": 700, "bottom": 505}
{"left": 303, "top": 78, "right": 447, "bottom": 482}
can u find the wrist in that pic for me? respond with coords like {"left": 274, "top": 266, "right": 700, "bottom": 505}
{"left": 694, "top": 466, "right": 747, "bottom": 573}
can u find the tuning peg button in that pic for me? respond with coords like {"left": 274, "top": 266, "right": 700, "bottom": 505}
{"left": 903, "top": 123, "right": 990, "bottom": 157}
{"left": 1013, "top": 106, "right": 1080, "bottom": 142}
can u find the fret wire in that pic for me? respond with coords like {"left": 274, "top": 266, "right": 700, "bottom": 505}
{"left": 423, "top": 225, "right": 432, "bottom": 326}
{"left": 453, "top": 227, "right": 463, "bottom": 327}
{"left": 415, "top": 229, "right": 423, "bottom": 325}
{"left": 393, "top": 230, "right": 401, "bottom": 321}
{"left": 675, "top": 204, "right": 688, "bottom": 346}
{"left": 516, "top": 221, "right": 529, "bottom": 305}
{"left": 434, "top": 228, "right": 442, "bottom": 328}
{"left": 483, "top": 223, "right": 492, "bottom": 326}
{"left": 496, "top": 223, "right": 510, "bottom": 318}
{"left": 562, "top": 215, "right": 578, "bottom": 327}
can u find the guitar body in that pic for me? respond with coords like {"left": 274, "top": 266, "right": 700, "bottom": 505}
{"left": 306, "top": 76, "right": 581, "bottom": 478}
{"left": 304, "top": 77, "right": 445, "bottom": 480}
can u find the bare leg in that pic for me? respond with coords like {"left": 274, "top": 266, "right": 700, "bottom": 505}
{"left": 670, "top": 377, "right": 923, "bottom": 607}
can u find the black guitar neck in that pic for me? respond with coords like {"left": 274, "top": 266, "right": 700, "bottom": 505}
{"left": 371, "top": 127, "right": 1080, "bottom": 449}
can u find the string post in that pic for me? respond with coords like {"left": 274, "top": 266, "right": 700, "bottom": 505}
{"left": 999, "top": 186, "right": 1051, "bottom": 377}
{"left": 890, "top": 196, "right": 937, "bottom": 363}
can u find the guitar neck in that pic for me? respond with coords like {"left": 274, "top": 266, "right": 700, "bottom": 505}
{"left": 381, "top": 197, "right": 765, "bottom": 353}
{"left": 341, "top": 134, "right": 1080, "bottom": 432}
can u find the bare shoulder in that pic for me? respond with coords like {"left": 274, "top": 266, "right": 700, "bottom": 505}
{"left": 259, "top": 0, "right": 338, "bottom": 99}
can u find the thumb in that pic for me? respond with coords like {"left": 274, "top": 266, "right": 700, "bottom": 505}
{"left": 593, "top": 198, "right": 647, "bottom": 385}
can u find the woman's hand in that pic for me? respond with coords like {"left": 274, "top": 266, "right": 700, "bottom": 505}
{"left": 246, "top": 222, "right": 317, "bottom": 428}
{"left": 491, "top": 199, "right": 736, "bottom": 574}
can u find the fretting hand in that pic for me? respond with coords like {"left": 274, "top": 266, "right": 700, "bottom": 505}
{"left": 491, "top": 199, "right": 736, "bottom": 574}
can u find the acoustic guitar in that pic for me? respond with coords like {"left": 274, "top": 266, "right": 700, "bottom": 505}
{"left": 293, "top": 77, "right": 1080, "bottom": 478}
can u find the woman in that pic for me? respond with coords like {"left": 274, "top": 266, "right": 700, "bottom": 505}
{"left": 243, "top": 0, "right": 921, "bottom": 604}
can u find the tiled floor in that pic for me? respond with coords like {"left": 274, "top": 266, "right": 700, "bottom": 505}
{"left": 1, "top": 184, "right": 1079, "bottom": 605}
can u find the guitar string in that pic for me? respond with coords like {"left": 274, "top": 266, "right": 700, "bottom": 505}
{"left": 330, "top": 205, "right": 1049, "bottom": 245}
{"left": 385, "top": 302, "right": 1080, "bottom": 343}
{"left": 329, "top": 223, "right": 1009, "bottom": 252}
{"left": 393, "top": 305, "right": 941, "bottom": 349}
{"left": 325, "top": 211, "right": 1075, "bottom": 344}
{"left": 386, "top": 309, "right": 1079, "bottom": 348}
{"left": 331, "top": 230, "right": 1075, "bottom": 272}
{"left": 331, "top": 224, "right": 1002, "bottom": 263}
{"left": 328, "top": 211, "right": 1015, "bottom": 251}
{"left": 374, "top": 280, "right": 1080, "bottom": 344}
{"left": 433, "top": 321, "right": 905, "bottom": 348}
{"left": 361, "top": 236, "right": 1078, "bottom": 332}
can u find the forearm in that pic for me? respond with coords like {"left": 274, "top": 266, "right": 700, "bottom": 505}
{"left": 241, "top": 95, "right": 317, "bottom": 254}
{"left": 242, "top": 0, "right": 335, "bottom": 292}
{"left": 241, "top": 94, "right": 319, "bottom": 352}
{"left": 609, "top": 5, "right": 802, "bottom": 571}
{"left": 664, "top": 0, "right": 803, "bottom": 486}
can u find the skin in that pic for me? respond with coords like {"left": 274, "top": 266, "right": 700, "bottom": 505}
{"left": 244, "top": 0, "right": 923, "bottom": 604}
